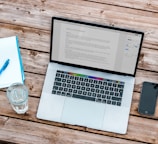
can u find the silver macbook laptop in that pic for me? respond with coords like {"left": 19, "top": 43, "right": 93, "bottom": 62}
{"left": 37, "top": 17, "right": 144, "bottom": 134}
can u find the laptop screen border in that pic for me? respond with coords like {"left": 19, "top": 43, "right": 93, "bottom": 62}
{"left": 50, "top": 17, "right": 144, "bottom": 77}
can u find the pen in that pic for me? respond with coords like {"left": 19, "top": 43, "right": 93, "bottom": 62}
{"left": 0, "top": 59, "right": 10, "bottom": 75}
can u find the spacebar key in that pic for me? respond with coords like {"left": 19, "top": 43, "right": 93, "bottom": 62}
{"left": 72, "top": 94, "right": 95, "bottom": 101}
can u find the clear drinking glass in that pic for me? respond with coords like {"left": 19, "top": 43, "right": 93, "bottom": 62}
{"left": 7, "top": 83, "right": 28, "bottom": 114}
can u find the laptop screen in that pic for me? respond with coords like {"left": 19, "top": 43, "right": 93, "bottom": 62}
{"left": 50, "top": 17, "right": 144, "bottom": 76}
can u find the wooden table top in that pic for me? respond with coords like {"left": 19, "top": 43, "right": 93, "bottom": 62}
{"left": 0, "top": 0, "right": 158, "bottom": 143}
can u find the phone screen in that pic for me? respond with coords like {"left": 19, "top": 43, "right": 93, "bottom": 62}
{"left": 138, "top": 81, "right": 158, "bottom": 115}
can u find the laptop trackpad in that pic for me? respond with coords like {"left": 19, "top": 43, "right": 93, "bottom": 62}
{"left": 61, "top": 98, "right": 105, "bottom": 129}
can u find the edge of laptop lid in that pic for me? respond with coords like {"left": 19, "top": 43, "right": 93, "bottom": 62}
{"left": 50, "top": 17, "right": 144, "bottom": 77}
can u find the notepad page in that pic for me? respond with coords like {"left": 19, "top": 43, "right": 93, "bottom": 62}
{"left": 0, "top": 36, "right": 24, "bottom": 88}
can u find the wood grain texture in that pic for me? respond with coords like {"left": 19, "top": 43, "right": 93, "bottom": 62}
{"left": 0, "top": 23, "right": 50, "bottom": 52}
{"left": 0, "top": 91, "right": 157, "bottom": 143}
{"left": 0, "top": 117, "right": 146, "bottom": 144}
{"left": 89, "top": 0, "right": 158, "bottom": 12}
{"left": 0, "top": 0, "right": 158, "bottom": 143}
{"left": 0, "top": 51, "right": 157, "bottom": 143}
{"left": 138, "top": 48, "right": 158, "bottom": 71}
{"left": 0, "top": 0, "right": 158, "bottom": 50}
{"left": 20, "top": 48, "right": 158, "bottom": 75}
{"left": 0, "top": 23, "right": 158, "bottom": 56}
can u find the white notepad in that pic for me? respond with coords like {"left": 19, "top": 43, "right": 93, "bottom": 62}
{"left": 0, "top": 36, "right": 25, "bottom": 88}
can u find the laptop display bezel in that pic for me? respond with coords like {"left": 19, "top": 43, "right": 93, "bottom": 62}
{"left": 50, "top": 17, "right": 144, "bottom": 77}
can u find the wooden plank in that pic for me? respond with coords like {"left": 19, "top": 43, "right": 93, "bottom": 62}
{"left": 21, "top": 49, "right": 49, "bottom": 75}
{"left": 20, "top": 48, "right": 158, "bottom": 76}
{"left": 138, "top": 48, "right": 158, "bottom": 71}
{"left": 0, "top": 24, "right": 158, "bottom": 74}
{"left": 0, "top": 1, "right": 157, "bottom": 144}
{"left": 0, "top": 91, "right": 157, "bottom": 143}
{"left": 0, "top": 23, "right": 158, "bottom": 54}
{"left": 0, "top": 117, "right": 145, "bottom": 144}
{"left": 0, "top": 72, "right": 157, "bottom": 143}
{"left": 0, "top": 116, "right": 16, "bottom": 144}
{"left": 24, "top": 72, "right": 45, "bottom": 97}
{"left": 0, "top": 0, "right": 158, "bottom": 49}
{"left": 0, "top": 25, "right": 158, "bottom": 74}
{"left": 0, "top": 23, "right": 50, "bottom": 52}
{"left": 0, "top": 116, "right": 8, "bottom": 128}
{"left": 89, "top": 0, "right": 158, "bottom": 12}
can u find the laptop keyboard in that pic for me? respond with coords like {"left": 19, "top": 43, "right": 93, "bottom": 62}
{"left": 52, "top": 70, "right": 125, "bottom": 106}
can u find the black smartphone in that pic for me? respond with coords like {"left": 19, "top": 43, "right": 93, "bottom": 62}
{"left": 138, "top": 81, "right": 158, "bottom": 115}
